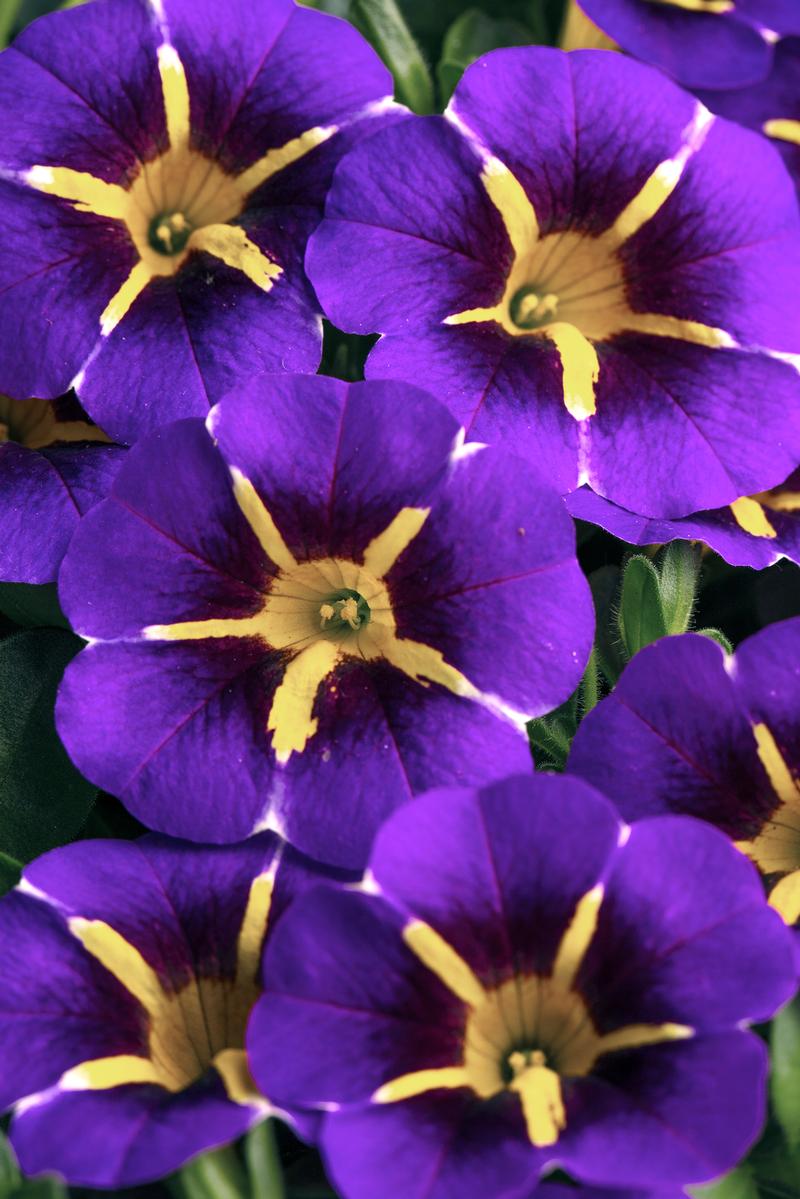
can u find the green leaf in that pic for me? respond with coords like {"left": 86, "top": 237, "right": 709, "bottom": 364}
{"left": 295, "top": 0, "right": 351, "bottom": 14}
{"left": 0, "top": 0, "right": 23, "bottom": 45}
{"left": 772, "top": 997, "right": 800, "bottom": 1150}
{"left": 689, "top": 1163, "right": 759, "bottom": 1199}
{"left": 0, "top": 1132, "right": 20, "bottom": 1199}
{"left": 0, "top": 629, "right": 97, "bottom": 861}
{"left": 0, "top": 583, "right": 69, "bottom": 630}
{"left": 351, "top": 0, "right": 435, "bottom": 112}
{"left": 528, "top": 692, "right": 577, "bottom": 771}
{"left": 437, "top": 8, "right": 533, "bottom": 103}
{"left": 0, "top": 850, "right": 21, "bottom": 894}
{"left": 179, "top": 1146, "right": 250, "bottom": 1199}
{"left": 617, "top": 555, "right": 667, "bottom": 661}
{"left": 657, "top": 541, "right": 701, "bottom": 634}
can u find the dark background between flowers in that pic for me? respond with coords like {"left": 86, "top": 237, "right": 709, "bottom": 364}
{"left": 0, "top": 0, "right": 799, "bottom": 1197}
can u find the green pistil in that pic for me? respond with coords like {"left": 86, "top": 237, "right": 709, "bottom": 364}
{"left": 509, "top": 285, "right": 559, "bottom": 330}
{"left": 148, "top": 211, "right": 193, "bottom": 256}
{"left": 319, "top": 590, "right": 371, "bottom": 635}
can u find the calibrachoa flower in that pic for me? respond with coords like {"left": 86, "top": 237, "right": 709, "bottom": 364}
{"left": 56, "top": 376, "right": 593, "bottom": 867}
{"left": 570, "top": 619, "right": 800, "bottom": 923}
{"left": 573, "top": 0, "right": 800, "bottom": 88}
{"left": 0, "top": 395, "right": 123, "bottom": 583}
{"left": 248, "top": 775, "right": 796, "bottom": 1199}
{"left": 697, "top": 38, "right": 800, "bottom": 190}
{"left": 0, "top": 832, "right": 342, "bottom": 1187}
{"left": 0, "top": 0, "right": 395, "bottom": 444}
{"left": 567, "top": 467, "right": 800, "bottom": 570}
{"left": 307, "top": 48, "right": 800, "bottom": 517}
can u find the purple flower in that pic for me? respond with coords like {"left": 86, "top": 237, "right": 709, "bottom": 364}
{"left": 567, "top": 466, "right": 800, "bottom": 570}
{"left": 248, "top": 775, "right": 796, "bottom": 1199}
{"left": 55, "top": 376, "right": 593, "bottom": 867}
{"left": 0, "top": 832, "right": 343, "bottom": 1187}
{"left": 573, "top": 0, "right": 800, "bottom": 89}
{"left": 570, "top": 618, "right": 800, "bottom": 924}
{"left": 0, "top": 0, "right": 395, "bottom": 444}
{"left": 697, "top": 37, "right": 800, "bottom": 191}
{"left": 306, "top": 48, "right": 800, "bottom": 518}
{"left": 0, "top": 394, "right": 124, "bottom": 583}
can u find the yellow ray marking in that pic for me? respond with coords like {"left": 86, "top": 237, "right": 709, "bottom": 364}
{"left": 403, "top": 920, "right": 486, "bottom": 1007}
{"left": 24, "top": 165, "right": 129, "bottom": 220}
{"left": 480, "top": 156, "right": 540, "bottom": 257}
{"left": 444, "top": 305, "right": 504, "bottom": 327}
{"left": 362, "top": 507, "right": 430, "bottom": 577}
{"left": 373, "top": 1067, "right": 470, "bottom": 1103}
{"left": 654, "top": 0, "right": 733, "bottom": 10}
{"left": 620, "top": 313, "right": 735, "bottom": 348}
{"left": 596, "top": 1022, "right": 693, "bottom": 1057}
{"left": 763, "top": 119, "right": 800, "bottom": 146}
{"left": 100, "top": 260, "right": 156, "bottom": 337}
{"left": 236, "top": 871, "right": 275, "bottom": 984}
{"left": 560, "top": 0, "right": 618, "bottom": 49}
{"left": 231, "top": 468, "right": 298, "bottom": 573}
{"left": 552, "top": 884, "right": 604, "bottom": 990}
{"left": 213, "top": 1047, "right": 265, "bottom": 1106}
{"left": 188, "top": 224, "right": 282, "bottom": 292}
{"left": 509, "top": 1052, "right": 566, "bottom": 1148}
{"left": 730, "top": 497, "right": 778, "bottom": 539}
{"left": 612, "top": 106, "right": 713, "bottom": 244}
{"left": 546, "top": 322, "right": 599, "bottom": 421}
{"left": 60, "top": 1054, "right": 164, "bottom": 1091}
{"left": 768, "top": 870, "right": 800, "bottom": 925}
{"left": 267, "top": 639, "right": 340, "bottom": 764}
{"left": 158, "top": 43, "right": 191, "bottom": 151}
{"left": 143, "top": 613, "right": 269, "bottom": 642}
{"left": 235, "top": 126, "right": 338, "bottom": 196}
{"left": 753, "top": 722, "right": 800, "bottom": 807}
{"left": 759, "top": 490, "right": 800, "bottom": 513}
{"left": 69, "top": 917, "right": 169, "bottom": 1016}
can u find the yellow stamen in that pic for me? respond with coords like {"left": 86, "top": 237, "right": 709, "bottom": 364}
{"left": 730, "top": 497, "right": 778, "bottom": 539}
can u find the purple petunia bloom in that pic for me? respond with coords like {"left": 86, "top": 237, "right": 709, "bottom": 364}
{"left": 572, "top": 0, "right": 800, "bottom": 89}
{"left": 0, "top": 394, "right": 124, "bottom": 583}
{"left": 570, "top": 619, "right": 800, "bottom": 924}
{"left": 697, "top": 37, "right": 800, "bottom": 191}
{"left": 306, "top": 48, "right": 800, "bottom": 519}
{"left": 567, "top": 466, "right": 800, "bottom": 569}
{"left": 248, "top": 775, "right": 796, "bottom": 1199}
{"left": 55, "top": 376, "right": 593, "bottom": 868}
{"left": 0, "top": 832, "right": 343, "bottom": 1187}
{"left": 0, "top": 0, "right": 396, "bottom": 444}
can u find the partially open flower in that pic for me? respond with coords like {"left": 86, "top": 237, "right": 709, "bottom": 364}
{"left": 0, "top": 832, "right": 343, "bottom": 1187}
{"left": 571, "top": 0, "right": 800, "bottom": 88}
{"left": 249, "top": 775, "right": 796, "bottom": 1199}
{"left": 570, "top": 619, "right": 800, "bottom": 924}
{"left": 0, "top": 0, "right": 395, "bottom": 443}
{"left": 567, "top": 466, "right": 800, "bottom": 570}
{"left": 0, "top": 394, "right": 123, "bottom": 583}
{"left": 55, "top": 376, "right": 593, "bottom": 867}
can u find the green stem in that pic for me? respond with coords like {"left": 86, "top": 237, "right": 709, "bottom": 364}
{"left": 180, "top": 1145, "right": 250, "bottom": 1199}
{"left": 246, "top": 1119, "right": 286, "bottom": 1199}
{"left": 579, "top": 648, "right": 600, "bottom": 715}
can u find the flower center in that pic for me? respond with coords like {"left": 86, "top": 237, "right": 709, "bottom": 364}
{"left": 509, "top": 286, "right": 560, "bottom": 330}
{"left": 319, "top": 589, "right": 371, "bottom": 635}
{"left": 148, "top": 210, "right": 193, "bottom": 256}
